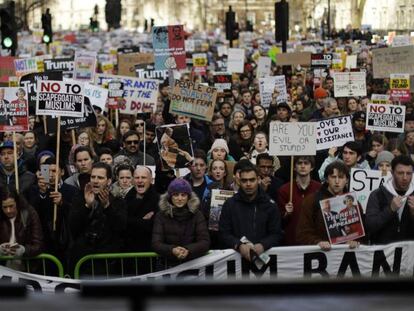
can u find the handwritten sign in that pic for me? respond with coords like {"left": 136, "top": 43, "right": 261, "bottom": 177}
{"left": 269, "top": 122, "right": 316, "bottom": 156}
{"left": 333, "top": 72, "right": 367, "bottom": 97}
{"left": 372, "top": 46, "right": 414, "bottom": 79}
{"left": 316, "top": 116, "right": 354, "bottom": 150}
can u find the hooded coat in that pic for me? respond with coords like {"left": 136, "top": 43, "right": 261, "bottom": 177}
{"left": 152, "top": 192, "right": 210, "bottom": 263}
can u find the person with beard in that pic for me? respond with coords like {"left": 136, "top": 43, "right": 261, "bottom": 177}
{"left": 366, "top": 155, "right": 414, "bottom": 244}
{"left": 68, "top": 162, "right": 127, "bottom": 275}
{"left": 199, "top": 114, "right": 230, "bottom": 153}
{"left": 115, "top": 130, "right": 155, "bottom": 167}
{"left": 219, "top": 165, "right": 283, "bottom": 261}
{"left": 297, "top": 161, "right": 361, "bottom": 250}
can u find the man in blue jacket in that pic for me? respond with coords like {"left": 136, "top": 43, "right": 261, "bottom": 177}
{"left": 219, "top": 165, "right": 283, "bottom": 261}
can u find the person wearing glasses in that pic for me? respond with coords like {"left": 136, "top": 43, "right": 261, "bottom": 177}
{"left": 114, "top": 130, "right": 155, "bottom": 167}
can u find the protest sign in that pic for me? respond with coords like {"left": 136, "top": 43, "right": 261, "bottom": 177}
{"left": 350, "top": 168, "right": 390, "bottom": 212}
{"left": 185, "top": 39, "right": 195, "bottom": 52}
{"left": 169, "top": 80, "right": 217, "bottom": 122}
{"left": 259, "top": 75, "right": 288, "bottom": 107}
{"left": 0, "top": 56, "right": 16, "bottom": 83}
{"left": 366, "top": 103, "right": 406, "bottom": 133}
{"left": 101, "top": 62, "right": 114, "bottom": 74}
{"left": 43, "top": 57, "right": 74, "bottom": 79}
{"left": 118, "top": 53, "right": 154, "bottom": 77}
{"left": 390, "top": 73, "right": 411, "bottom": 102}
{"left": 152, "top": 25, "right": 186, "bottom": 70}
{"left": 316, "top": 116, "right": 354, "bottom": 150}
{"left": 391, "top": 35, "right": 411, "bottom": 47}
{"left": 73, "top": 51, "right": 97, "bottom": 82}
{"left": 0, "top": 87, "right": 29, "bottom": 132}
{"left": 36, "top": 80, "right": 84, "bottom": 118}
{"left": 2, "top": 242, "right": 414, "bottom": 293}
{"left": 8, "top": 76, "right": 18, "bottom": 87}
{"left": 320, "top": 192, "right": 365, "bottom": 245}
{"left": 83, "top": 83, "right": 108, "bottom": 112}
{"left": 14, "top": 57, "right": 43, "bottom": 77}
{"left": 135, "top": 63, "right": 168, "bottom": 81}
{"left": 345, "top": 55, "right": 357, "bottom": 69}
{"left": 209, "top": 189, "right": 235, "bottom": 231}
{"left": 213, "top": 72, "right": 232, "bottom": 92}
{"left": 95, "top": 74, "right": 159, "bottom": 114}
{"left": 371, "top": 94, "right": 390, "bottom": 105}
{"left": 59, "top": 97, "right": 97, "bottom": 130}
{"left": 372, "top": 46, "right": 414, "bottom": 79}
{"left": 269, "top": 122, "right": 316, "bottom": 156}
{"left": 257, "top": 57, "right": 272, "bottom": 78}
{"left": 156, "top": 123, "right": 194, "bottom": 170}
{"left": 192, "top": 53, "right": 208, "bottom": 74}
{"left": 311, "top": 53, "right": 332, "bottom": 67}
{"left": 333, "top": 72, "right": 367, "bottom": 97}
{"left": 20, "top": 72, "right": 63, "bottom": 112}
{"left": 276, "top": 52, "right": 311, "bottom": 66}
{"left": 226, "top": 48, "right": 245, "bottom": 73}
{"left": 331, "top": 58, "right": 344, "bottom": 71}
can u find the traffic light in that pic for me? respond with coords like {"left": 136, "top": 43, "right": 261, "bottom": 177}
{"left": 0, "top": 1, "right": 17, "bottom": 55}
{"left": 90, "top": 18, "right": 99, "bottom": 32}
{"left": 275, "top": 0, "right": 289, "bottom": 43}
{"left": 41, "top": 9, "right": 53, "bottom": 44}
{"left": 225, "top": 6, "right": 239, "bottom": 44}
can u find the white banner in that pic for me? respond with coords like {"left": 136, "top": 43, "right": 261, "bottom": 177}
{"left": 350, "top": 168, "right": 391, "bottom": 213}
{"left": 269, "top": 122, "right": 316, "bottom": 156}
{"left": 333, "top": 72, "right": 367, "bottom": 97}
{"left": 316, "top": 116, "right": 354, "bottom": 150}
{"left": 1, "top": 242, "right": 414, "bottom": 294}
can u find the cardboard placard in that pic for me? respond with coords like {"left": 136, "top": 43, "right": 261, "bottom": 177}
{"left": 83, "top": 83, "right": 108, "bottom": 112}
{"left": 0, "top": 87, "right": 29, "bottom": 132}
{"left": 213, "top": 72, "right": 232, "bottom": 92}
{"left": 269, "top": 122, "right": 316, "bottom": 156}
{"left": 366, "top": 103, "right": 406, "bottom": 133}
{"left": 276, "top": 52, "right": 311, "bottom": 66}
{"left": 371, "top": 94, "right": 390, "bottom": 105}
{"left": 152, "top": 25, "right": 186, "bottom": 70}
{"left": 372, "top": 46, "right": 414, "bottom": 79}
{"left": 390, "top": 73, "right": 411, "bottom": 102}
{"left": 209, "top": 189, "right": 235, "bottom": 231}
{"left": 257, "top": 57, "right": 272, "bottom": 78}
{"left": 59, "top": 97, "right": 97, "bottom": 130}
{"left": 311, "top": 53, "right": 333, "bottom": 67}
{"left": 316, "top": 116, "right": 354, "bottom": 150}
{"left": 320, "top": 192, "right": 365, "bottom": 245}
{"left": 135, "top": 63, "right": 168, "bottom": 81}
{"left": 118, "top": 53, "right": 154, "bottom": 77}
{"left": 333, "top": 72, "right": 367, "bottom": 97}
{"left": 36, "top": 80, "right": 84, "bottom": 117}
{"left": 14, "top": 57, "right": 43, "bottom": 77}
{"left": 169, "top": 80, "right": 217, "bottom": 122}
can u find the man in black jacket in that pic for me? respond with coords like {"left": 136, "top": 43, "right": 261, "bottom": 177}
{"left": 219, "top": 165, "right": 283, "bottom": 261}
{"left": 366, "top": 155, "right": 414, "bottom": 244}
{"left": 68, "top": 162, "right": 127, "bottom": 275}
{"left": 124, "top": 166, "right": 159, "bottom": 253}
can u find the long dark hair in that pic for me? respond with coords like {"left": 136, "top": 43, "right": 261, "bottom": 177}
{"left": 0, "top": 189, "right": 28, "bottom": 220}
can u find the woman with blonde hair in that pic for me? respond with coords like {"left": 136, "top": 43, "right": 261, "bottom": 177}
{"left": 87, "top": 115, "right": 119, "bottom": 154}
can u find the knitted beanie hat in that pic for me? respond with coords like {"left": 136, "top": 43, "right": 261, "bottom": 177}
{"left": 168, "top": 178, "right": 192, "bottom": 197}
{"left": 210, "top": 138, "right": 229, "bottom": 154}
{"left": 314, "top": 87, "right": 328, "bottom": 99}
{"left": 375, "top": 151, "right": 395, "bottom": 166}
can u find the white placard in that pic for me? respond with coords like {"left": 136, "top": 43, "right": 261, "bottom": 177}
{"left": 83, "top": 83, "right": 108, "bottom": 112}
{"left": 333, "top": 72, "right": 367, "bottom": 97}
{"left": 316, "top": 116, "right": 354, "bottom": 150}
{"left": 257, "top": 57, "right": 272, "bottom": 78}
{"left": 269, "top": 122, "right": 316, "bottom": 156}
{"left": 366, "top": 103, "right": 406, "bottom": 133}
{"left": 345, "top": 55, "right": 357, "bottom": 69}
{"left": 350, "top": 168, "right": 391, "bottom": 213}
{"left": 259, "top": 75, "right": 287, "bottom": 108}
{"left": 227, "top": 48, "right": 245, "bottom": 73}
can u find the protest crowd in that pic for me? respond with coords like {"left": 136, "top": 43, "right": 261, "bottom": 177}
{"left": 1, "top": 23, "right": 414, "bottom": 278}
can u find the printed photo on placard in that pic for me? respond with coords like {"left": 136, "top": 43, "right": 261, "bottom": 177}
{"left": 320, "top": 192, "right": 365, "bottom": 245}
{"left": 0, "top": 87, "right": 29, "bottom": 132}
{"left": 156, "top": 123, "right": 193, "bottom": 170}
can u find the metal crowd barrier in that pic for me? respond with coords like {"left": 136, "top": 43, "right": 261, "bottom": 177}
{"left": 73, "top": 252, "right": 170, "bottom": 279}
{"left": 0, "top": 253, "right": 64, "bottom": 278}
